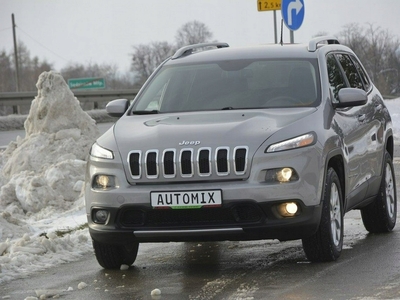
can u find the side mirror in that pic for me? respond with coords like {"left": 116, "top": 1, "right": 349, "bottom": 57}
{"left": 105, "top": 99, "right": 129, "bottom": 117}
{"left": 334, "top": 88, "right": 367, "bottom": 108}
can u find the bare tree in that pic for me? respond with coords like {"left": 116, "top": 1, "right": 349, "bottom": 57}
{"left": 130, "top": 21, "right": 215, "bottom": 84}
{"left": 175, "top": 20, "right": 213, "bottom": 48}
{"left": 312, "top": 31, "right": 330, "bottom": 38}
{"left": 338, "top": 23, "right": 400, "bottom": 94}
{"left": 131, "top": 41, "right": 174, "bottom": 85}
{"left": 0, "top": 50, "right": 14, "bottom": 92}
{"left": 10, "top": 41, "right": 53, "bottom": 91}
{"left": 0, "top": 40, "right": 136, "bottom": 93}
{"left": 61, "top": 62, "right": 134, "bottom": 90}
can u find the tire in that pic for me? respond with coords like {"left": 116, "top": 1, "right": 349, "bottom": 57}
{"left": 302, "top": 167, "right": 344, "bottom": 262}
{"left": 92, "top": 240, "right": 139, "bottom": 269}
{"left": 361, "top": 150, "right": 397, "bottom": 233}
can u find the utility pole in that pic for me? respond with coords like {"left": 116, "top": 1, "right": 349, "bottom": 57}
{"left": 12, "top": 13, "right": 20, "bottom": 92}
{"left": 273, "top": 10, "right": 277, "bottom": 44}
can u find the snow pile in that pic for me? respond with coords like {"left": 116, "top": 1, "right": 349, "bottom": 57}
{"left": 0, "top": 71, "right": 99, "bottom": 284}
{"left": 385, "top": 99, "right": 400, "bottom": 140}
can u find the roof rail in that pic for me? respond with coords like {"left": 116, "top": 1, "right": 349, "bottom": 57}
{"left": 172, "top": 42, "right": 229, "bottom": 59}
{"left": 308, "top": 36, "right": 340, "bottom": 52}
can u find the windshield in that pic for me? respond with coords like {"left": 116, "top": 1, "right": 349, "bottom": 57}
{"left": 132, "top": 58, "right": 320, "bottom": 113}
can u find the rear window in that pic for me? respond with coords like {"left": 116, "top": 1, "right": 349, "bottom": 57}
{"left": 133, "top": 59, "right": 320, "bottom": 113}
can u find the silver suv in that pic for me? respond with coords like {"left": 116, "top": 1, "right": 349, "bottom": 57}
{"left": 85, "top": 36, "right": 397, "bottom": 269}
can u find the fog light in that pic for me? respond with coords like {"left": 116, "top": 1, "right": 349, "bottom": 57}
{"left": 93, "top": 175, "right": 116, "bottom": 190}
{"left": 278, "top": 202, "right": 299, "bottom": 217}
{"left": 94, "top": 209, "right": 109, "bottom": 224}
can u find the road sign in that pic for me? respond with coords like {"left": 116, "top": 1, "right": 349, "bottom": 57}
{"left": 281, "top": 0, "right": 305, "bottom": 31}
{"left": 257, "top": 0, "right": 281, "bottom": 11}
{"left": 68, "top": 77, "right": 106, "bottom": 90}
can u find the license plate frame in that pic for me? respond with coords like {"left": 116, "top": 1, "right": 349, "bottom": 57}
{"left": 150, "top": 189, "right": 222, "bottom": 209}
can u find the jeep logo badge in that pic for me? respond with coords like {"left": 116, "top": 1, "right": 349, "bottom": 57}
{"left": 179, "top": 140, "right": 201, "bottom": 146}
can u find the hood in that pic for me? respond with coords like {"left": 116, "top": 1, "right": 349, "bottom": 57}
{"left": 113, "top": 108, "right": 317, "bottom": 154}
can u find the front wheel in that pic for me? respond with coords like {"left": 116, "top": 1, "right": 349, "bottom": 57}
{"left": 92, "top": 240, "right": 139, "bottom": 269}
{"left": 302, "top": 167, "right": 344, "bottom": 262}
{"left": 361, "top": 150, "right": 397, "bottom": 233}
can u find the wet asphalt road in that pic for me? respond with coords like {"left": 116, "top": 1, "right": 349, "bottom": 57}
{"left": 2, "top": 213, "right": 400, "bottom": 300}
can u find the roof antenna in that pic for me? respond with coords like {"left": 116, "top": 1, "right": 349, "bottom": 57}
{"left": 280, "top": 19, "right": 284, "bottom": 46}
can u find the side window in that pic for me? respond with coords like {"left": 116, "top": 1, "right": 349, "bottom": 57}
{"left": 326, "top": 54, "right": 346, "bottom": 102}
{"left": 337, "top": 54, "right": 364, "bottom": 90}
{"left": 351, "top": 56, "right": 371, "bottom": 91}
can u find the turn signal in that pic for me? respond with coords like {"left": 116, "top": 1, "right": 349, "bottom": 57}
{"left": 265, "top": 167, "right": 298, "bottom": 183}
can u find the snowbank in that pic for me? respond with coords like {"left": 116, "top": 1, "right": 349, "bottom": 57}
{"left": 0, "top": 71, "right": 99, "bottom": 284}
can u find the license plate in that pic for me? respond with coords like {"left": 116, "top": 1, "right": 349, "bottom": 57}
{"left": 151, "top": 190, "right": 222, "bottom": 209}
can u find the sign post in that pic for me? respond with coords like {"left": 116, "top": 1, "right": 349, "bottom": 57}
{"left": 257, "top": 0, "right": 282, "bottom": 44}
{"left": 281, "top": 0, "right": 305, "bottom": 43}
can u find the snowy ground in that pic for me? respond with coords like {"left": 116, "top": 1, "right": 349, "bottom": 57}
{"left": 0, "top": 71, "right": 399, "bottom": 298}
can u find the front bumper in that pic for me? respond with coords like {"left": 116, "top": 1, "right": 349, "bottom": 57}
{"left": 86, "top": 139, "right": 325, "bottom": 245}
{"left": 88, "top": 199, "right": 322, "bottom": 244}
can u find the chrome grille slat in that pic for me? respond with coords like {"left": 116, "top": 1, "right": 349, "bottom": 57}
{"left": 197, "top": 147, "right": 212, "bottom": 177}
{"left": 162, "top": 149, "right": 176, "bottom": 178}
{"left": 128, "top": 146, "right": 248, "bottom": 179}
{"left": 234, "top": 146, "right": 249, "bottom": 175}
{"left": 128, "top": 150, "right": 142, "bottom": 179}
{"left": 180, "top": 149, "right": 194, "bottom": 177}
{"left": 216, "top": 147, "right": 229, "bottom": 176}
{"left": 145, "top": 150, "right": 159, "bottom": 179}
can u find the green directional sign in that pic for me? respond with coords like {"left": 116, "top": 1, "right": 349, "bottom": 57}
{"left": 68, "top": 77, "right": 106, "bottom": 90}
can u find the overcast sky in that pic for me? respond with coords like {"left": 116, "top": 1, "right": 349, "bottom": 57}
{"left": 1, "top": 0, "right": 400, "bottom": 72}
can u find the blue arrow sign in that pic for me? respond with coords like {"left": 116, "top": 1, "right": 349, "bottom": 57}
{"left": 282, "top": 0, "right": 305, "bottom": 31}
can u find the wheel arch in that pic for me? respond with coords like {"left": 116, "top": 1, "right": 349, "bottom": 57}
{"left": 326, "top": 155, "right": 345, "bottom": 203}
{"left": 385, "top": 133, "right": 394, "bottom": 160}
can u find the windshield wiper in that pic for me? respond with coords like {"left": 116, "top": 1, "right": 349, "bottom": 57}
{"left": 221, "top": 106, "right": 235, "bottom": 110}
{"left": 132, "top": 110, "right": 159, "bottom": 115}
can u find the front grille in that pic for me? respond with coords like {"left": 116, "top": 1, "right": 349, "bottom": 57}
{"left": 118, "top": 203, "right": 263, "bottom": 228}
{"left": 128, "top": 146, "right": 249, "bottom": 180}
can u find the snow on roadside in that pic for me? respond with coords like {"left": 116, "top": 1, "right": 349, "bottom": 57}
{"left": 383, "top": 98, "right": 400, "bottom": 143}
{"left": 0, "top": 71, "right": 99, "bottom": 284}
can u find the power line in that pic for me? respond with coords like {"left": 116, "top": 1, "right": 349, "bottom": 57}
{"left": 0, "top": 27, "right": 12, "bottom": 33}
{"left": 16, "top": 25, "right": 69, "bottom": 62}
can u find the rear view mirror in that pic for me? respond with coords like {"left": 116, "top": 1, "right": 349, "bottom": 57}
{"left": 106, "top": 99, "right": 129, "bottom": 117}
{"left": 334, "top": 88, "right": 367, "bottom": 108}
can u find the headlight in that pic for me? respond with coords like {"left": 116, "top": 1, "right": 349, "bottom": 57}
{"left": 266, "top": 133, "right": 315, "bottom": 153}
{"left": 90, "top": 143, "right": 114, "bottom": 159}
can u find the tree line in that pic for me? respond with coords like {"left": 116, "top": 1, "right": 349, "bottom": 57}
{"left": 338, "top": 23, "right": 400, "bottom": 96}
{"left": 0, "top": 21, "right": 399, "bottom": 96}
{"left": 0, "top": 21, "right": 213, "bottom": 93}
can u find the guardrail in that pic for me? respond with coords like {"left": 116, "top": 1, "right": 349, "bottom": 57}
{"left": 0, "top": 89, "right": 139, "bottom": 115}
